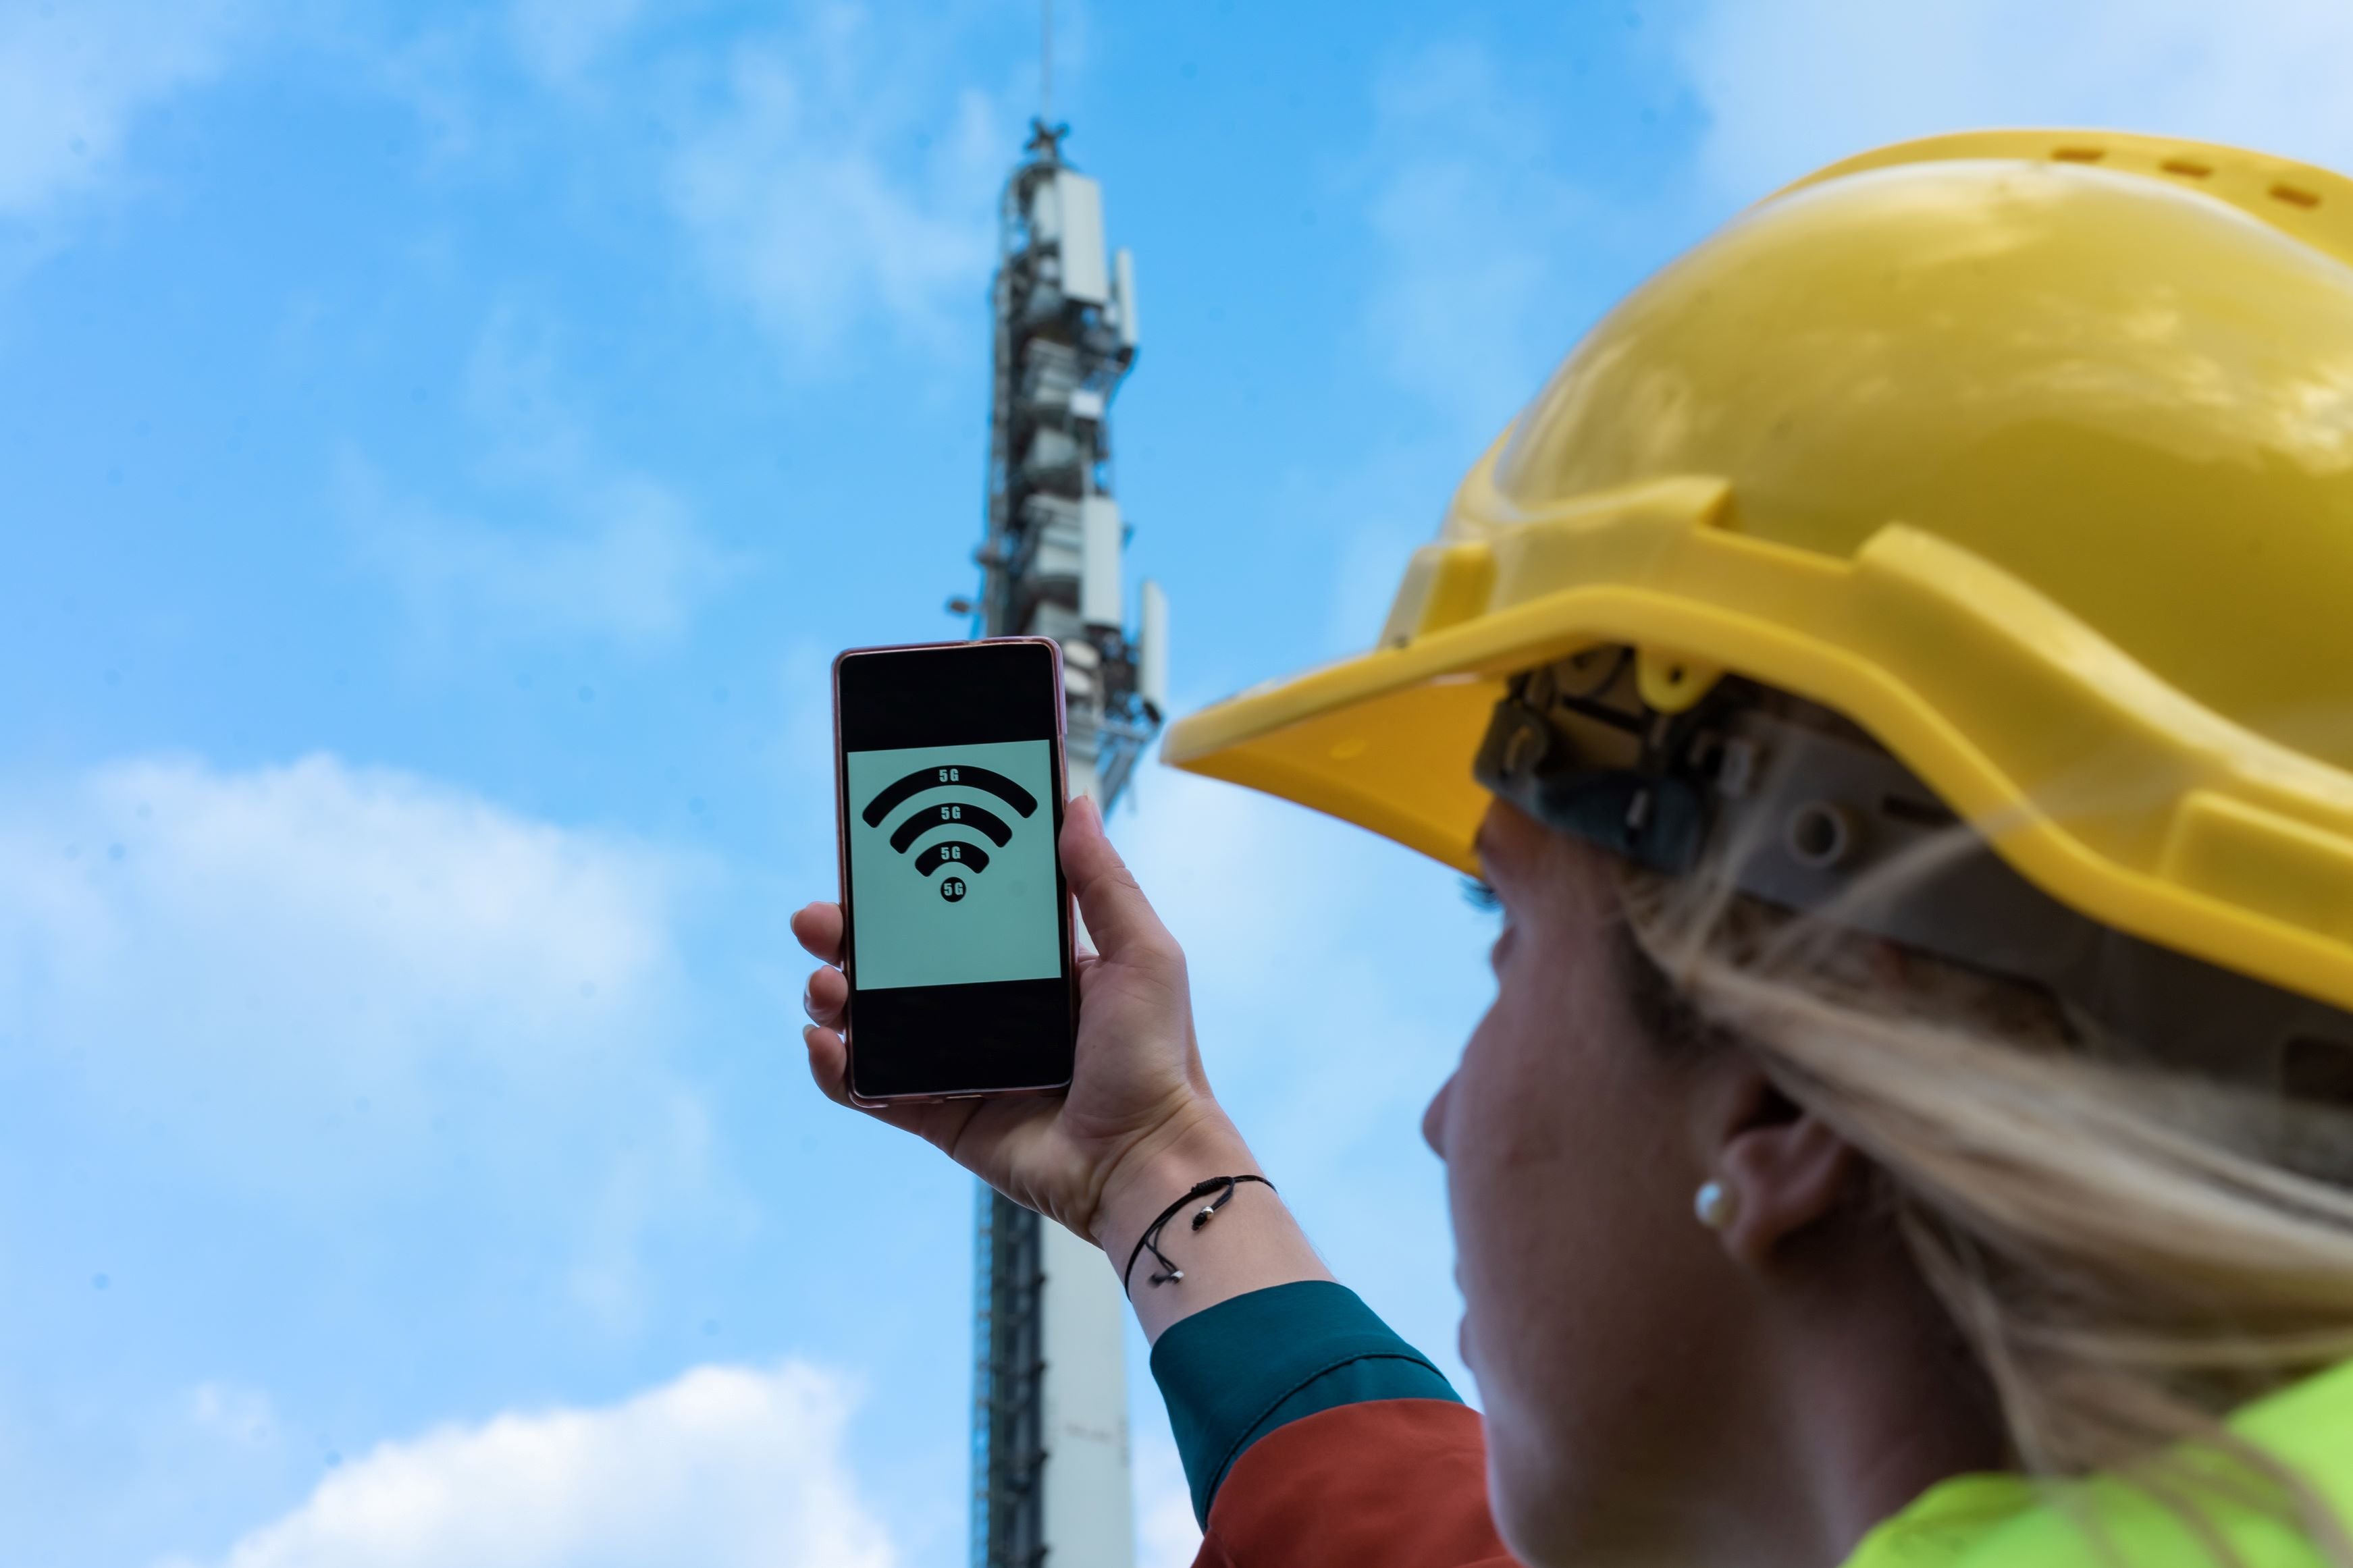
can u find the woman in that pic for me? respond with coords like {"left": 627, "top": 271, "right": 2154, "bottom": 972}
{"left": 797, "top": 130, "right": 2353, "bottom": 1567}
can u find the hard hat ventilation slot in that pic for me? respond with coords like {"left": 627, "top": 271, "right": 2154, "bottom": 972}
{"left": 2159, "top": 158, "right": 2213, "bottom": 179}
{"left": 2269, "top": 182, "right": 2322, "bottom": 210}
{"left": 2051, "top": 146, "right": 2106, "bottom": 163}
{"left": 1879, "top": 793, "right": 1959, "bottom": 831}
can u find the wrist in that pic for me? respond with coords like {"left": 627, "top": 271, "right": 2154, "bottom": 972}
{"left": 1090, "top": 1105, "right": 1329, "bottom": 1341}
{"left": 1088, "top": 1103, "right": 1259, "bottom": 1258}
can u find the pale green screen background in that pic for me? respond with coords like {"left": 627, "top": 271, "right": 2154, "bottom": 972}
{"left": 844, "top": 740, "right": 1062, "bottom": 990}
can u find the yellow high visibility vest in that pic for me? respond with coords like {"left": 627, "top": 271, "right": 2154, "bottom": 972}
{"left": 1849, "top": 1361, "right": 2353, "bottom": 1567}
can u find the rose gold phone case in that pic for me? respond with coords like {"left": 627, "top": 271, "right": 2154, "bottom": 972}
{"left": 831, "top": 637, "right": 1074, "bottom": 1106}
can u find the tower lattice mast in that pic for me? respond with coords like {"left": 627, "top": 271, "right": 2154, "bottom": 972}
{"left": 968, "top": 116, "right": 1165, "bottom": 1568}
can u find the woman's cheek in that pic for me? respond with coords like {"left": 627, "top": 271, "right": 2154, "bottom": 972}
{"left": 1445, "top": 1010, "right": 1539, "bottom": 1324}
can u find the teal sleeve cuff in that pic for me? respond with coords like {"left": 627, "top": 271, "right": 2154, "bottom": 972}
{"left": 1148, "top": 1279, "right": 1461, "bottom": 1525}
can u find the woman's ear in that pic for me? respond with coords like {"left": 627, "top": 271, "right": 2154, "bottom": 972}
{"left": 1702, "top": 1068, "right": 1860, "bottom": 1270}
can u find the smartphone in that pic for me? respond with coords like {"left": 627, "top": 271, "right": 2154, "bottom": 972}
{"left": 831, "top": 638, "right": 1078, "bottom": 1103}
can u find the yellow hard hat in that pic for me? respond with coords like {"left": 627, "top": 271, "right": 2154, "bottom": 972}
{"left": 1163, "top": 129, "right": 2353, "bottom": 1017}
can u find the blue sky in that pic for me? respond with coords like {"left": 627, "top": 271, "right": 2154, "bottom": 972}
{"left": 8, "top": 1, "right": 2353, "bottom": 1563}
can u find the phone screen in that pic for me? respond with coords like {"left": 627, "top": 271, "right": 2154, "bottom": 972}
{"left": 834, "top": 641, "right": 1076, "bottom": 1100}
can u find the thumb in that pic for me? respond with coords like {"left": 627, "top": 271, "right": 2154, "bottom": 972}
{"left": 1060, "top": 794, "right": 1176, "bottom": 964}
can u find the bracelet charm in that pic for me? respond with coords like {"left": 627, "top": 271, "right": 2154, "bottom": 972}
{"left": 1121, "top": 1174, "right": 1275, "bottom": 1292}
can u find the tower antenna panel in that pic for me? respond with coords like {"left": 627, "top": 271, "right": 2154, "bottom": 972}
{"left": 968, "top": 107, "right": 1160, "bottom": 1568}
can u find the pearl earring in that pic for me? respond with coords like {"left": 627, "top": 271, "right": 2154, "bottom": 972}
{"left": 1694, "top": 1179, "right": 1738, "bottom": 1230}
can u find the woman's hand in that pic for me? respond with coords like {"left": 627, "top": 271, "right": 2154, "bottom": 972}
{"left": 793, "top": 794, "right": 1252, "bottom": 1254}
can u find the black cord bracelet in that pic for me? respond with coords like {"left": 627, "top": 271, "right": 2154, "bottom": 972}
{"left": 1120, "top": 1174, "right": 1275, "bottom": 1293}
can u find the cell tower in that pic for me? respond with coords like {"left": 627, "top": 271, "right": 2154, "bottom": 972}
{"left": 965, "top": 117, "right": 1164, "bottom": 1568}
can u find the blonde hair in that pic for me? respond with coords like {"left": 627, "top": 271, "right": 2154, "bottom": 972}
{"left": 1618, "top": 852, "right": 2353, "bottom": 1562}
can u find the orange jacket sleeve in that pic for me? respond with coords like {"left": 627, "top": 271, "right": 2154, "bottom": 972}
{"left": 1194, "top": 1397, "right": 1516, "bottom": 1567}
{"left": 1148, "top": 1280, "right": 1516, "bottom": 1567}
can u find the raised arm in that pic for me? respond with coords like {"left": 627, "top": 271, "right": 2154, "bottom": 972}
{"left": 794, "top": 796, "right": 1509, "bottom": 1562}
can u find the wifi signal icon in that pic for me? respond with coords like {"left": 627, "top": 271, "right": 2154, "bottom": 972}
{"left": 861, "top": 763, "right": 1040, "bottom": 902}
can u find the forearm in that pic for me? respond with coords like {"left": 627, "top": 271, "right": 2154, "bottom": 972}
{"left": 1088, "top": 1105, "right": 1331, "bottom": 1343}
{"left": 1090, "top": 1110, "right": 1503, "bottom": 1561}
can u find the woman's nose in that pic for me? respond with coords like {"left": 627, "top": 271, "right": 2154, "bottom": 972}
{"left": 1422, "top": 1073, "right": 1456, "bottom": 1161}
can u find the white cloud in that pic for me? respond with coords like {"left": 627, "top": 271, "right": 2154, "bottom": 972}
{"left": 662, "top": 14, "right": 1004, "bottom": 367}
{"left": 1356, "top": 40, "right": 1604, "bottom": 439}
{"left": 5, "top": 750, "right": 672, "bottom": 1037}
{"left": 167, "top": 1361, "right": 893, "bottom": 1568}
{"left": 508, "top": 0, "right": 645, "bottom": 86}
{"left": 346, "top": 312, "right": 736, "bottom": 649}
{"left": 185, "top": 1384, "right": 283, "bottom": 1451}
{"left": 0, "top": 0, "right": 248, "bottom": 219}
{"left": 348, "top": 460, "right": 729, "bottom": 648}
{"left": 1676, "top": 0, "right": 2353, "bottom": 202}
{"left": 0, "top": 753, "right": 708, "bottom": 1233}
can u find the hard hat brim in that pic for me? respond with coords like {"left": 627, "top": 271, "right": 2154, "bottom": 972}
{"left": 1161, "top": 648, "right": 1505, "bottom": 878}
{"left": 1162, "top": 455, "right": 2353, "bottom": 1016}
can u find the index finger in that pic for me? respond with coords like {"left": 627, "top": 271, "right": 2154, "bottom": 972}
{"left": 790, "top": 901, "right": 843, "bottom": 965}
{"left": 1059, "top": 795, "right": 1175, "bottom": 963}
